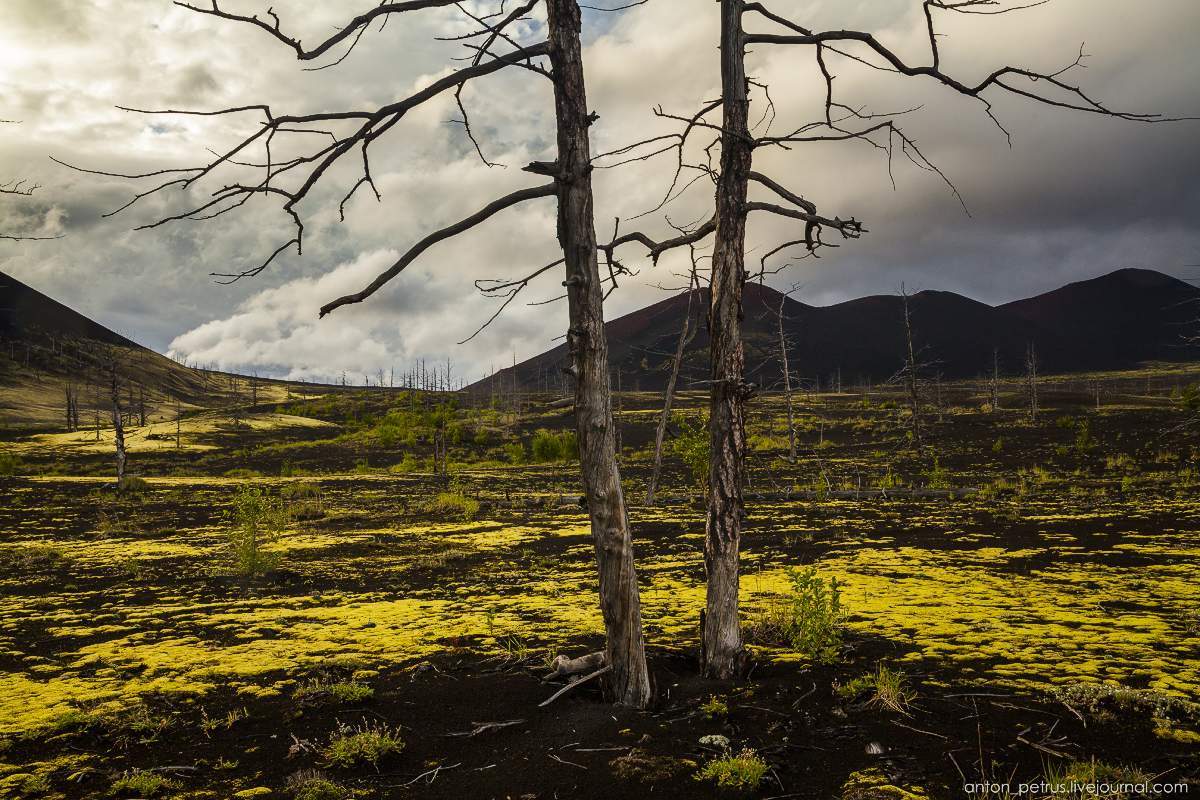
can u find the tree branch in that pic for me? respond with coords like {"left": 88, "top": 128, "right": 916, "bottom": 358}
{"left": 319, "top": 182, "right": 557, "bottom": 317}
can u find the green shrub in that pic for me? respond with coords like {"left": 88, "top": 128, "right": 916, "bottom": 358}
{"left": 282, "top": 482, "right": 321, "bottom": 499}
{"left": 504, "top": 441, "right": 526, "bottom": 464}
{"left": 925, "top": 457, "right": 951, "bottom": 489}
{"left": 295, "top": 679, "right": 373, "bottom": 704}
{"left": 0, "top": 450, "right": 22, "bottom": 477}
{"left": 323, "top": 721, "right": 403, "bottom": 768}
{"left": 224, "top": 467, "right": 263, "bottom": 478}
{"left": 1181, "top": 383, "right": 1200, "bottom": 413}
{"left": 836, "top": 665, "right": 915, "bottom": 714}
{"left": 694, "top": 748, "right": 767, "bottom": 789}
{"left": 671, "top": 414, "right": 709, "bottom": 490}
{"left": 530, "top": 429, "right": 578, "bottom": 462}
{"left": 1074, "top": 418, "right": 1095, "bottom": 453}
{"left": 750, "top": 567, "right": 845, "bottom": 663}
{"left": 286, "top": 770, "right": 349, "bottom": 800}
{"left": 428, "top": 491, "right": 480, "bottom": 521}
{"left": 388, "top": 453, "right": 421, "bottom": 474}
{"left": 3, "top": 543, "right": 70, "bottom": 572}
{"left": 110, "top": 770, "right": 177, "bottom": 797}
{"left": 225, "top": 486, "right": 283, "bottom": 576}
{"left": 700, "top": 695, "right": 728, "bottom": 719}
{"left": 117, "top": 476, "right": 150, "bottom": 494}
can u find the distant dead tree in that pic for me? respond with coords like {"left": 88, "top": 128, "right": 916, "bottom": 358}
{"left": 603, "top": 0, "right": 1183, "bottom": 677}
{"left": 1025, "top": 341, "right": 1040, "bottom": 421}
{"left": 767, "top": 283, "right": 802, "bottom": 462}
{"left": 76, "top": 0, "right": 652, "bottom": 706}
{"left": 989, "top": 347, "right": 1001, "bottom": 411}
{"left": 102, "top": 353, "right": 127, "bottom": 487}
{"left": 64, "top": 382, "right": 80, "bottom": 432}
{"left": 646, "top": 251, "right": 702, "bottom": 506}
{"left": 896, "top": 286, "right": 924, "bottom": 451}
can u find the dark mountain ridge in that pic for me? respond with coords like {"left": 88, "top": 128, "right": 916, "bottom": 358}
{"left": 475, "top": 268, "right": 1200, "bottom": 393}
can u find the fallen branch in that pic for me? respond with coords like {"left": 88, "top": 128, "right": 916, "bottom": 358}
{"left": 538, "top": 665, "right": 612, "bottom": 708}
{"left": 446, "top": 719, "right": 525, "bottom": 737}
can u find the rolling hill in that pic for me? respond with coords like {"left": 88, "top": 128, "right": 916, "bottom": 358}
{"left": 0, "top": 271, "right": 273, "bottom": 428}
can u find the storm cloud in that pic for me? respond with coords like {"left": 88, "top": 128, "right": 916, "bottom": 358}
{"left": 1, "top": 0, "right": 1197, "bottom": 383}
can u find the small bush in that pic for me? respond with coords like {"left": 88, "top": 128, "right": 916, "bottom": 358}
{"left": 504, "top": 441, "right": 526, "bottom": 464}
{"left": 117, "top": 476, "right": 150, "bottom": 494}
{"left": 694, "top": 748, "right": 768, "bottom": 789}
{"left": 224, "top": 467, "right": 263, "bottom": 478}
{"left": 700, "top": 695, "right": 729, "bottom": 719}
{"left": 428, "top": 491, "right": 480, "bottom": 520}
{"left": 287, "top": 770, "right": 349, "bottom": 800}
{"left": 110, "top": 770, "right": 177, "bottom": 797}
{"left": 671, "top": 413, "right": 709, "bottom": 490}
{"left": 529, "top": 429, "right": 578, "bottom": 462}
{"left": 925, "top": 457, "right": 951, "bottom": 489}
{"left": 282, "top": 482, "right": 320, "bottom": 499}
{"left": 836, "top": 665, "right": 914, "bottom": 714}
{"left": 0, "top": 450, "right": 22, "bottom": 477}
{"left": 2, "top": 543, "right": 69, "bottom": 571}
{"left": 225, "top": 486, "right": 284, "bottom": 576}
{"left": 323, "top": 720, "right": 404, "bottom": 768}
{"left": 283, "top": 482, "right": 325, "bottom": 520}
{"left": 295, "top": 680, "right": 373, "bottom": 705}
{"left": 749, "top": 567, "right": 845, "bottom": 663}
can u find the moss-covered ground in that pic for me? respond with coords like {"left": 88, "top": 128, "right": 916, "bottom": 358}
{"left": 1, "top": 373, "right": 1197, "bottom": 798}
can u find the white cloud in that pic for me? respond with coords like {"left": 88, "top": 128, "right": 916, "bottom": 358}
{"left": 2, "top": 0, "right": 1198, "bottom": 380}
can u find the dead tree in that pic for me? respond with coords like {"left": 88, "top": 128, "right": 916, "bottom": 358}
{"left": 83, "top": 0, "right": 651, "bottom": 707}
{"left": 646, "top": 257, "right": 701, "bottom": 505}
{"left": 603, "top": 0, "right": 1179, "bottom": 678}
{"left": 109, "top": 361, "right": 126, "bottom": 487}
{"left": 901, "top": 286, "right": 924, "bottom": 449}
{"left": 64, "top": 383, "right": 79, "bottom": 432}
{"left": 769, "top": 284, "right": 802, "bottom": 462}
{"left": 1025, "top": 341, "right": 1040, "bottom": 421}
{"left": 990, "top": 347, "right": 1001, "bottom": 411}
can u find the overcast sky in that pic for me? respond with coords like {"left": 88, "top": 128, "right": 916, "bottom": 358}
{"left": 1, "top": 0, "right": 1197, "bottom": 382}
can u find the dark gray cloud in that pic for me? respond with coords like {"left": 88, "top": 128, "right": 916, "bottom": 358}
{"left": 0, "top": 0, "right": 1196, "bottom": 382}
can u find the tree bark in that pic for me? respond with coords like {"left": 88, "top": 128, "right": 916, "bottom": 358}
{"left": 545, "top": 0, "right": 651, "bottom": 708}
{"left": 647, "top": 274, "right": 699, "bottom": 506}
{"left": 703, "top": 0, "right": 753, "bottom": 679}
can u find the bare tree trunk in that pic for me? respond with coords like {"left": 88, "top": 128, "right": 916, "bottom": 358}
{"left": 776, "top": 292, "right": 797, "bottom": 462}
{"left": 901, "top": 286, "right": 922, "bottom": 451}
{"left": 647, "top": 273, "right": 699, "bottom": 506}
{"left": 110, "top": 365, "right": 126, "bottom": 487}
{"left": 546, "top": 0, "right": 650, "bottom": 708}
{"left": 1025, "top": 341, "right": 1039, "bottom": 421}
{"left": 990, "top": 347, "right": 1000, "bottom": 411}
{"left": 703, "top": 0, "right": 752, "bottom": 679}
